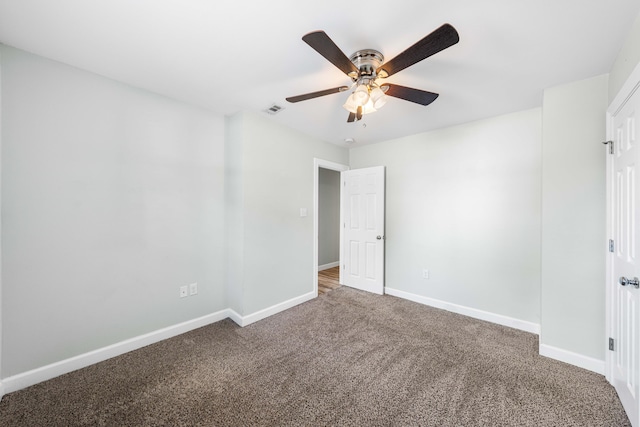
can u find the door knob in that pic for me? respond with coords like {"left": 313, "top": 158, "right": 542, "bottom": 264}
{"left": 376, "top": 235, "right": 384, "bottom": 240}
{"left": 619, "top": 276, "right": 640, "bottom": 289}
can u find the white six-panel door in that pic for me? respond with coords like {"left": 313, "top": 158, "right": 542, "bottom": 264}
{"left": 610, "top": 83, "right": 640, "bottom": 427}
{"left": 342, "top": 166, "right": 385, "bottom": 295}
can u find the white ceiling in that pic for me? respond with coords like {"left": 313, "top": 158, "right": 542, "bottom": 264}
{"left": 1, "top": 0, "right": 638, "bottom": 146}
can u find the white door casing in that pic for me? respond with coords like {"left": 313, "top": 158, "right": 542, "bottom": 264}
{"left": 342, "top": 166, "right": 385, "bottom": 295}
{"left": 607, "top": 65, "right": 640, "bottom": 427}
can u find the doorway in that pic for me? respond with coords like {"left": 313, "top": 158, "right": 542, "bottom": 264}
{"left": 313, "top": 159, "right": 349, "bottom": 296}
{"left": 318, "top": 167, "right": 341, "bottom": 295}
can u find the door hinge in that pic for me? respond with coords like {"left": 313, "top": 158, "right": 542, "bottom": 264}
{"left": 609, "top": 337, "right": 614, "bottom": 351}
{"left": 609, "top": 239, "right": 615, "bottom": 253}
{"left": 602, "top": 140, "right": 614, "bottom": 154}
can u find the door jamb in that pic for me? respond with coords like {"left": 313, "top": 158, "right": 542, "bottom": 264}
{"left": 0, "top": 49, "right": 4, "bottom": 401}
{"left": 605, "top": 61, "right": 640, "bottom": 384}
{"left": 313, "top": 158, "right": 349, "bottom": 296}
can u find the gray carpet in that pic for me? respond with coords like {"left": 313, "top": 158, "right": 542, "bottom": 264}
{"left": 0, "top": 287, "right": 631, "bottom": 426}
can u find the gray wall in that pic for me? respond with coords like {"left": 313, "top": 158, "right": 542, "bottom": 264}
{"left": 318, "top": 168, "right": 340, "bottom": 267}
{"left": 537, "top": 3, "right": 640, "bottom": 361}
{"left": 226, "top": 111, "right": 348, "bottom": 316}
{"left": 540, "top": 75, "right": 608, "bottom": 360}
{"left": 0, "top": 46, "right": 226, "bottom": 377}
{"left": 224, "top": 113, "right": 244, "bottom": 315}
{"left": 350, "top": 109, "right": 542, "bottom": 325}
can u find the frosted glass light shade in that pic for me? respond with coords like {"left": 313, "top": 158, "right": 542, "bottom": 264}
{"left": 343, "top": 93, "right": 358, "bottom": 113}
{"left": 353, "top": 84, "right": 370, "bottom": 105}
{"left": 362, "top": 98, "right": 377, "bottom": 114}
{"left": 370, "top": 87, "right": 387, "bottom": 109}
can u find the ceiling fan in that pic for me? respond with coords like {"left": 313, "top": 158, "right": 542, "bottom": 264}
{"left": 286, "top": 24, "right": 459, "bottom": 122}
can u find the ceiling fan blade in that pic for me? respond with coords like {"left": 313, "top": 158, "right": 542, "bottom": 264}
{"left": 356, "top": 106, "right": 363, "bottom": 121}
{"left": 286, "top": 86, "right": 349, "bottom": 103}
{"left": 378, "top": 24, "right": 459, "bottom": 78}
{"left": 347, "top": 112, "right": 356, "bottom": 122}
{"left": 383, "top": 84, "right": 439, "bottom": 106}
{"left": 302, "top": 31, "right": 359, "bottom": 76}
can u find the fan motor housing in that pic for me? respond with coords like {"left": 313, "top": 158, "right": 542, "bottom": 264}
{"left": 349, "top": 49, "right": 384, "bottom": 79}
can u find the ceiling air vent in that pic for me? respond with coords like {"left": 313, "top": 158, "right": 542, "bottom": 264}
{"left": 265, "top": 104, "right": 284, "bottom": 115}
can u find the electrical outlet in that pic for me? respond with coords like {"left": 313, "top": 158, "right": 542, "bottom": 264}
{"left": 189, "top": 282, "right": 198, "bottom": 296}
{"left": 179, "top": 285, "right": 188, "bottom": 298}
{"left": 422, "top": 269, "right": 429, "bottom": 279}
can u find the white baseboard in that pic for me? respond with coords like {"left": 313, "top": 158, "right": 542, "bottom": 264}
{"left": 1, "top": 291, "right": 318, "bottom": 398}
{"left": 230, "top": 291, "right": 316, "bottom": 327}
{"left": 0, "top": 287, "right": 606, "bottom": 402}
{"left": 384, "top": 287, "right": 606, "bottom": 375}
{"left": 385, "top": 287, "right": 541, "bottom": 335}
{"left": 1, "top": 308, "right": 230, "bottom": 396}
{"left": 226, "top": 308, "right": 243, "bottom": 326}
{"left": 318, "top": 261, "right": 339, "bottom": 271}
{"left": 539, "top": 343, "right": 605, "bottom": 375}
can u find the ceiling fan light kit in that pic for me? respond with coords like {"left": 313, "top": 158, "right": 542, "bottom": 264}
{"left": 286, "top": 24, "right": 460, "bottom": 123}
{"left": 342, "top": 83, "right": 387, "bottom": 114}
{"left": 341, "top": 49, "right": 389, "bottom": 116}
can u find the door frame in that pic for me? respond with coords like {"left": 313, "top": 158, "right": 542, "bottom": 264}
{"left": 313, "top": 158, "right": 349, "bottom": 296}
{"left": 605, "top": 60, "right": 640, "bottom": 384}
{"left": 0, "top": 48, "right": 4, "bottom": 401}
